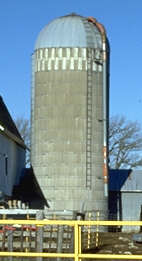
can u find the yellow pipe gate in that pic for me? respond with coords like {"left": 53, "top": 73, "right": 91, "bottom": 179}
{"left": 0, "top": 219, "right": 142, "bottom": 260}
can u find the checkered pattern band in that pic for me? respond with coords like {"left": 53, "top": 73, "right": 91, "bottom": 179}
{"left": 34, "top": 48, "right": 102, "bottom": 72}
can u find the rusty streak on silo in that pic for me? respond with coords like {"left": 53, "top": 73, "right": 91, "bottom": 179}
{"left": 31, "top": 14, "right": 109, "bottom": 213}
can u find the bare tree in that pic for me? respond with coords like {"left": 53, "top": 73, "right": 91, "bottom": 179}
{"left": 15, "top": 115, "right": 142, "bottom": 169}
{"left": 109, "top": 115, "right": 142, "bottom": 169}
{"left": 15, "top": 117, "right": 30, "bottom": 165}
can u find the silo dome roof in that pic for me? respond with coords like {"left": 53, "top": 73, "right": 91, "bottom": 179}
{"left": 35, "top": 13, "right": 102, "bottom": 50}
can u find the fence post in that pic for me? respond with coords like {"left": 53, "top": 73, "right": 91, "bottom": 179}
{"left": 7, "top": 228, "right": 14, "bottom": 261}
{"left": 70, "top": 211, "right": 77, "bottom": 256}
{"left": 78, "top": 226, "right": 81, "bottom": 261}
{"left": 87, "top": 212, "right": 91, "bottom": 249}
{"left": 36, "top": 210, "right": 44, "bottom": 261}
{"left": 96, "top": 211, "right": 100, "bottom": 248}
{"left": 74, "top": 223, "right": 79, "bottom": 261}
{"left": 57, "top": 225, "right": 63, "bottom": 261}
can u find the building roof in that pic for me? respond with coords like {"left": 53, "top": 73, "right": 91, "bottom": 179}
{"left": 35, "top": 13, "right": 102, "bottom": 50}
{"left": 13, "top": 167, "right": 49, "bottom": 209}
{"left": 0, "top": 96, "right": 26, "bottom": 148}
{"left": 109, "top": 169, "right": 142, "bottom": 192}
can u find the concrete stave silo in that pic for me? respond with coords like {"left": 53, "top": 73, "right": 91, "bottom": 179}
{"left": 31, "top": 14, "right": 109, "bottom": 215}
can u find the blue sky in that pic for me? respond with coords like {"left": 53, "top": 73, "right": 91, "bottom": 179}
{"left": 0, "top": 0, "right": 142, "bottom": 126}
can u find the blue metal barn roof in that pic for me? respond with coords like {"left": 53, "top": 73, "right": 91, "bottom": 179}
{"left": 109, "top": 170, "right": 142, "bottom": 192}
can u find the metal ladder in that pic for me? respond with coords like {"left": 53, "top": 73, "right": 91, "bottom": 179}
{"left": 86, "top": 48, "right": 93, "bottom": 189}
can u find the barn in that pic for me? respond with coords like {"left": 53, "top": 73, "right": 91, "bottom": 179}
{"left": 109, "top": 169, "right": 142, "bottom": 231}
{"left": 0, "top": 96, "right": 26, "bottom": 198}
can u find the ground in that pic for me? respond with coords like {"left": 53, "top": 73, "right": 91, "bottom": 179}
{"left": 82, "top": 232, "right": 142, "bottom": 260}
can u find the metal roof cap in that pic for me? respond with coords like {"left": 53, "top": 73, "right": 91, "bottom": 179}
{"left": 35, "top": 13, "right": 102, "bottom": 50}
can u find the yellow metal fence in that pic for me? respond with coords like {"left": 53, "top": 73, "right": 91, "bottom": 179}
{"left": 0, "top": 219, "right": 142, "bottom": 260}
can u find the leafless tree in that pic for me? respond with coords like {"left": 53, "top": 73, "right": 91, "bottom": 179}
{"left": 109, "top": 115, "right": 142, "bottom": 169}
{"left": 15, "top": 115, "right": 142, "bottom": 169}
{"left": 15, "top": 117, "right": 30, "bottom": 165}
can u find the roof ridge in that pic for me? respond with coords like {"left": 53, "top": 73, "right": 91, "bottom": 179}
{"left": 0, "top": 96, "right": 23, "bottom": 142}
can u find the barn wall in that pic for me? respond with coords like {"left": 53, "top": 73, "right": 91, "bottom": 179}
{"left": 122, "top": 192, "right": 142, "bottom": 232}
{"left": 0, "top": 133, "right": 25, "bottom": 196}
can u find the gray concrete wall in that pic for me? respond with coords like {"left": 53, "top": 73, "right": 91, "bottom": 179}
{"left": 31, "top": 47, "right": 108, "bottom": 213}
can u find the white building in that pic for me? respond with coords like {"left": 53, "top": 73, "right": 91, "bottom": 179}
{"left": 0, "top": 96, "right": 26, "bottom": 197}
